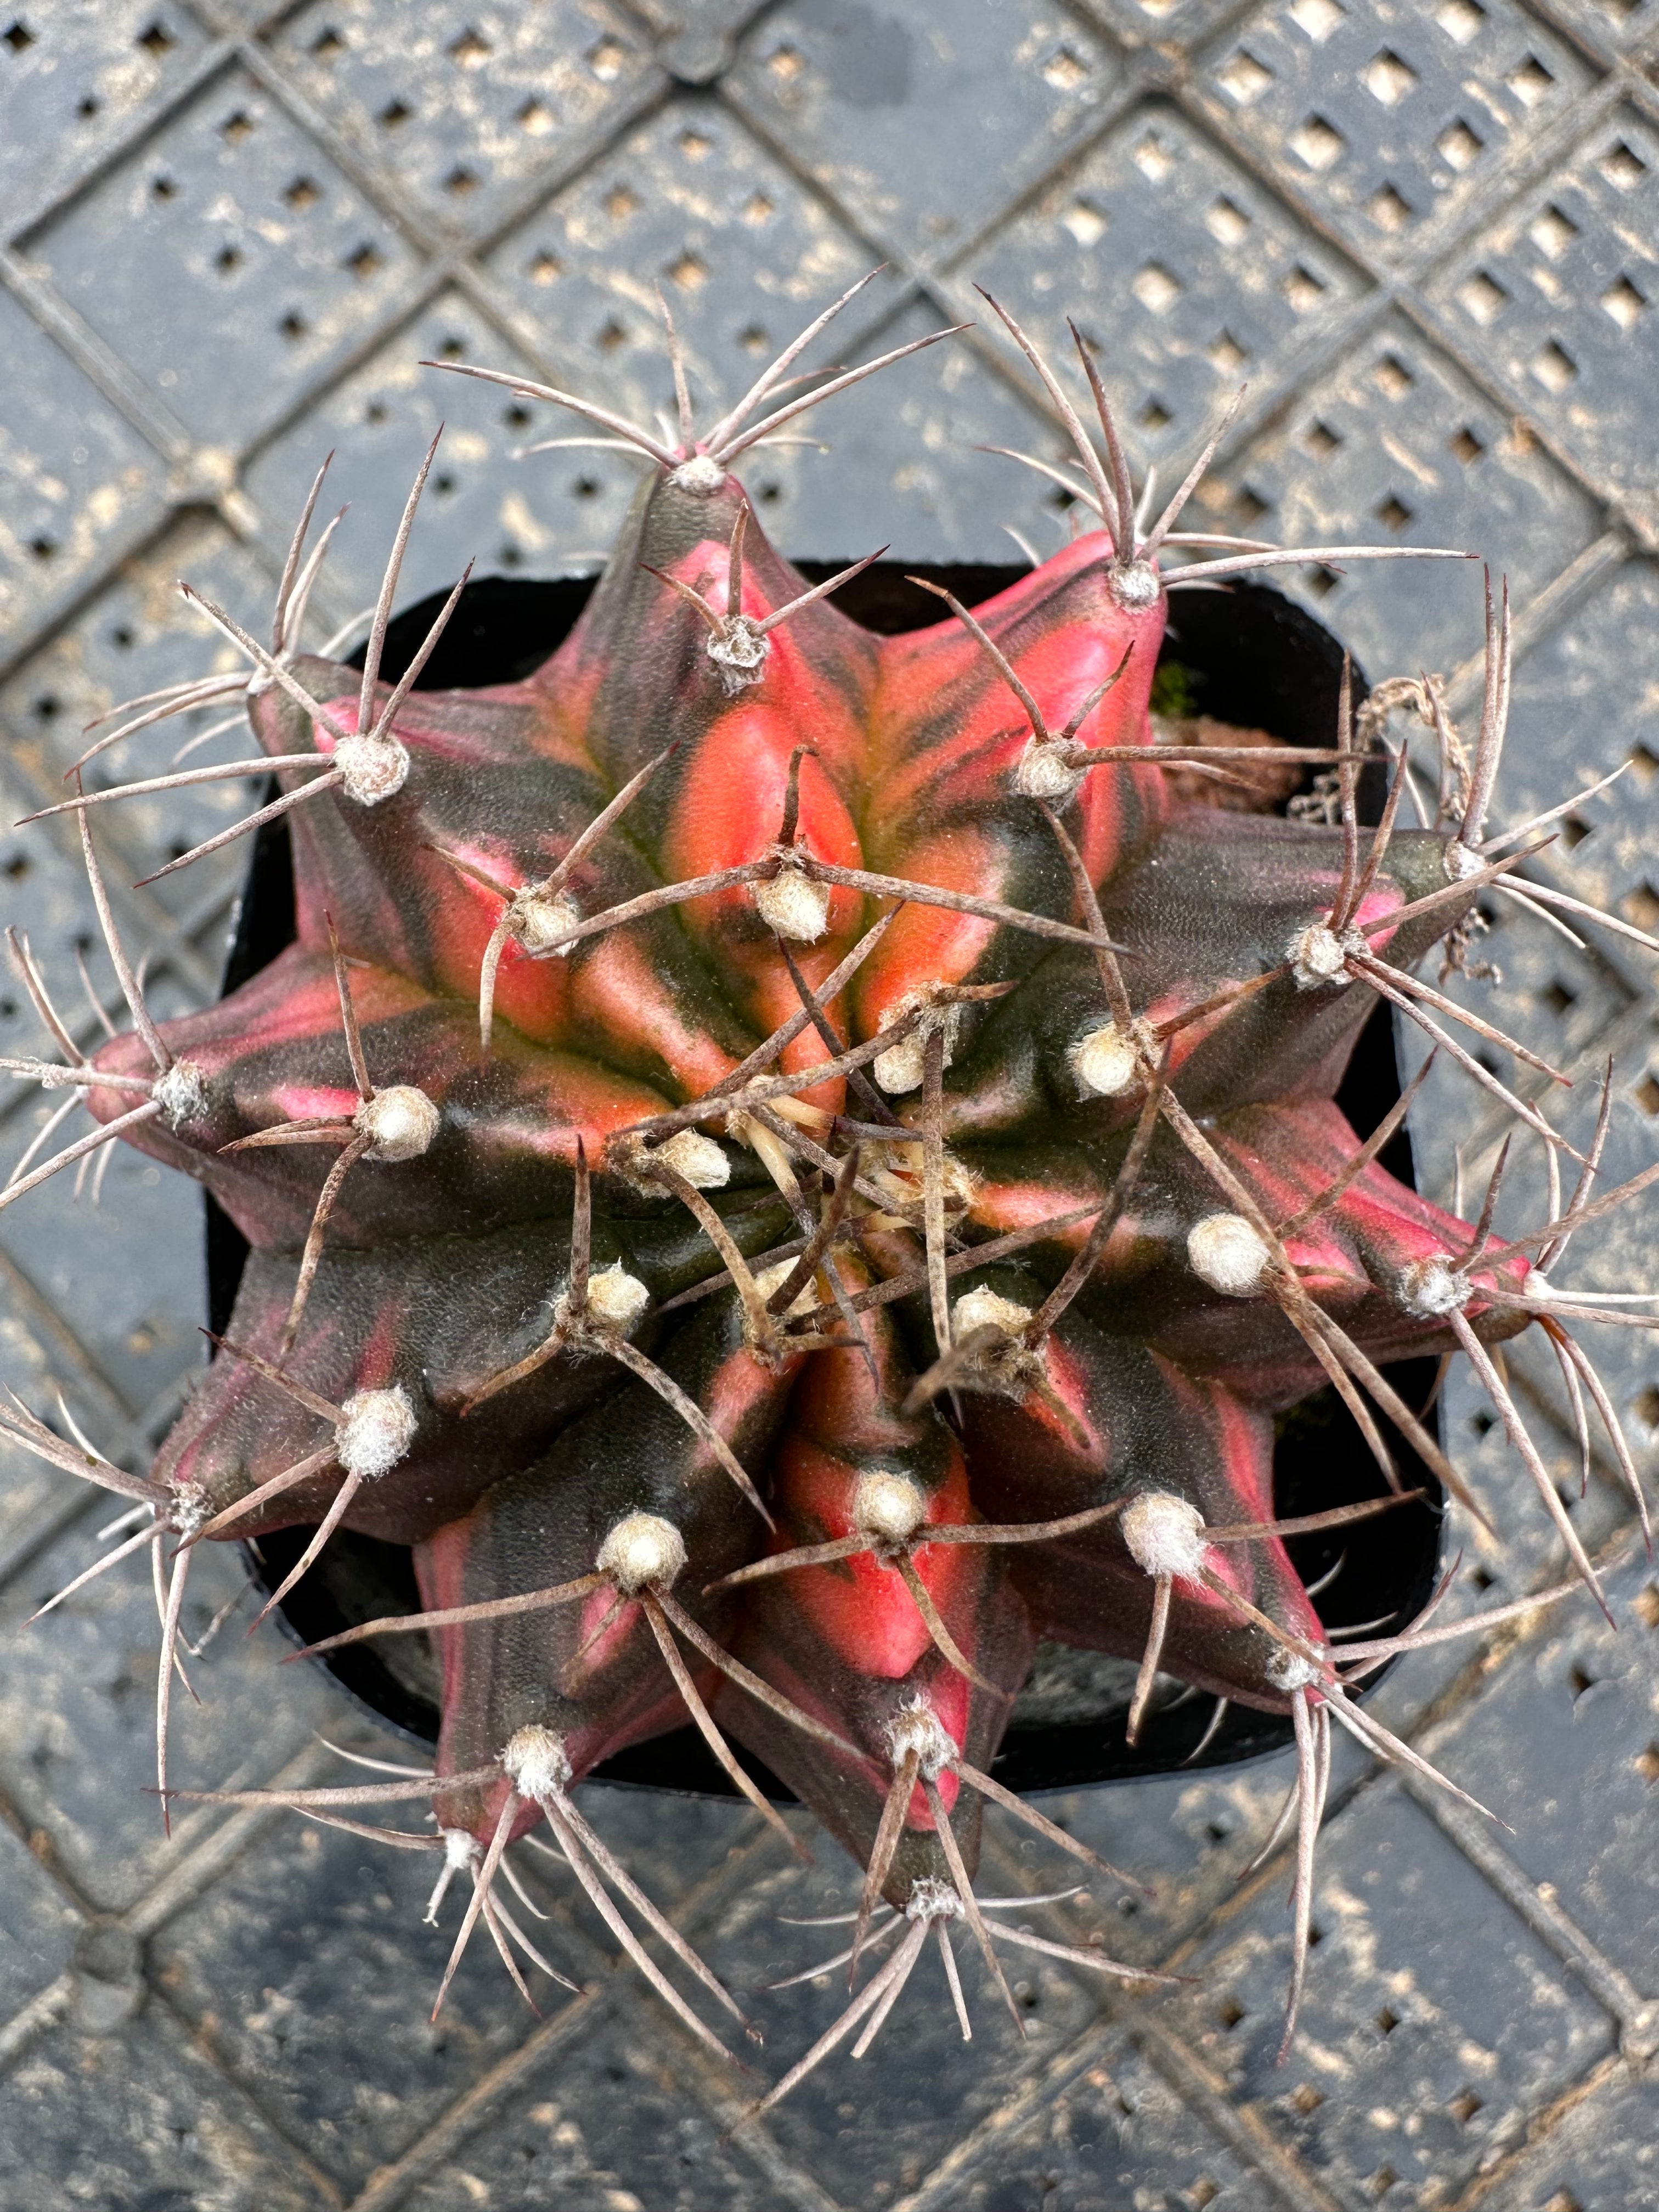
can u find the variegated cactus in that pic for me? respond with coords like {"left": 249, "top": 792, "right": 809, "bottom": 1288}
{"left": 5, "top": 281, "right": 1655, "bottom": 2106}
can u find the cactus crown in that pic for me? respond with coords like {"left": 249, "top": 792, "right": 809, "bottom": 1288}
{"left": 4, "top": 279, "right": 1654, "bottom": 2108}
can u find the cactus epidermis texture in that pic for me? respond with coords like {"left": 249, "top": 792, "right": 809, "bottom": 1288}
{"left": 5, "top": 281, "right": 1656, "bottom": 2104}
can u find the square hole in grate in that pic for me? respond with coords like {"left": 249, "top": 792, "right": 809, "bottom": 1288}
{"left": 1508, "top": 56, "right": 1555, "bottom": 108}
{"left": 1042, "top": 44, "right": 1090, "bottom": 92}
{"left": 1370, "top": 2165, "right": 1400, "bottom": 2197}
{"left": 1289, "top": 2083, "right": 1324, "bottom": 2114}
{"left": 1283, "top": 264, "right": 1327, "bottom": 312}
{"left": 1139, "top": 398, "right": 1172, "bottom": 432}
{"left": 1600, "top": 141, "right": 1647, "bottom": 189}
{"left": 1542, "top": 2194, "right": 1584, "bottom": 2212}
{"left": 1373, "top": 351, "right": 1414, "bottom": 396}
{"left": 1209, "top": 331, "right": 1249, "bottom": 375}
{"left": 1376, "top": 493, "right": 1413, "bottom": 531}
{"left": 1132, "top": 262, "right": 1182, "bottom": 314}
{"left": 1439, "top": 120, "right": 1485, "bottom": 173}
{"left": 1062, "top": 200, "right": 1107, "bottom": 247}
{"left": 1291, "top": 116, "right": 1345, "bottom": 170}
{"left": 1217, "top": 1994, "right": 1246, "bottom": 2028}
{"left": 1436, "top": 0, "right": 1485, "bottom": 40}
{"left": 1623, "top": 882, "right": 1659, "bottom": 931}
{"left": 1530, "top": 205, "right": 1578, "bottom": 259}
{"left": 1364, "top": 49, "right": 1418, "bottom": 105}
{"left": 1633, "top": 1581, "right": 1659, "bottom": 1624}
{"left": 1218, "top": 51, "right": 1273, "bottom": 104}
{"left": 1602, "top": 277, "right": 1648, "bottom": 329}
{"left": 1541, "top": 979, "right": 1576, "bottom": 1017}
{"left": 1289, "top": 0, "right": 1344, "bottom": 36}
{"left": 1532, "top": 341, "right": 1577, "bottom": 392}
{"left": 1459, "top": 272, "right": 1509, "bottom": 324}
{"left": 1369, "top": 185, "right": 1414, "bottom": 233}
{"left": 1450, "top": 425, "right": 1485, "bottom": 463}
{"left": 1305, "top": 419, "right": 1342, "bottom": 459}
{"left": 1207, "top": 196, "right": 1250, "bottom": 245}
{"left": 1635, "top": 1073, "right": 1659, "bottom": 1115}
{"left": 1449, "top": 2089, "right": 1483, "bottom": 2123}
{"left": 1640, "top": 1386, "right": 1659, "bottom": 1429}
{"left": 1375, "top": 2005, "right": 1400, "bottom": 2034}
{"left": 448, "top": 26, "right": 492, "bottom": 67}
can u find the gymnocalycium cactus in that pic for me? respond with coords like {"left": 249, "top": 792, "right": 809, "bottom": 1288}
{"left": 5, "top": 280, "right": 1656, "bottom": 2103}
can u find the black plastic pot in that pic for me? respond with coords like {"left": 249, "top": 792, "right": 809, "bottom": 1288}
{"left": 208, "top": 562, "right": 1446, "bottom": 1797}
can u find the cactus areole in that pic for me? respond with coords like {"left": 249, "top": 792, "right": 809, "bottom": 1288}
{"left": 7, "top": 287, "right": 1653, "bottom": 2091}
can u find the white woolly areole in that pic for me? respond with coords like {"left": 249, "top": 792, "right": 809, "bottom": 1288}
{"left": 1266, "top": 1649, "right": 1321, "bottom": 1692}
{"left": 1443, "top": 839, "right": 1484, "bottom": 883}
{"left": 884, "top": 1695, "right": 956, "bottom": 1781}
{"left": 152, "top": 1058, "right": 206, "bottom": 1128}
{"left": 1287, "top": 920, "right": 1357, "bottom": 992}
{"left": 952, "top": 1285, "right": 1034, "bottom": 1341}
{"left": 1188, "top": 1212, "right": 1271, "bottom": 1298}
{"left": 707, "top": 616, "right": 770, "bottom": 695}
{"left": 336, "top": 1385, "right": 416, "bottom": 1480}
{"left": 754, "top": 1259, "right": 821, "bottom": 1320}
{"left": 1069, "top": 1019, "right": 1141, "bottom": 1099}
{"left": 1012, "top": 738, "right": 1084, "bottom": 804}
{"left": 669, "top": 455, "right": 727, "bottom": 496}
{"left": 595, "top": 1511, "right": 686, "bottom": 1595}
{"left": 1120, "top": 1490, "right": 1207, "bottom": 1581}
{"left": 573, "top": 1261, "right": 652, "bottom": 1336}
{"left": 1397, "top": 1254, "right": 1470, "bottom": 1318}
{"left": 853, "top": 1469, "right": 926, "bottom": 1546}
{"left": 168, "top": 1480, "right": 209, "bottom": 1541}
{"left": 512, "top": 886, "right": 582, "bottom": 957}
{"left": 440, "top": 1826, "right": 476, "bottom": 1872}
{"left": 356, "top": 1084, "right": 440, "bottom": 1163}
{"left": 751, "top": 860, "right": 831, "bottom": 943}
{"left": 905, "top": 1877, "right": 963, "bottom": 1923}
{"left": 1110, "top": 559, "right": 1162, "bottom": 611}
{"left": 503, "top": 1724, "right": 572, "bottom": 1801}
{"left": 334, "top": 730, "right": 410, "bottom": 806}
{"left": 656, "top": 1127, "right": 731, "bottom": 1189}
{"left": 873, "top": 995, "right": 963, "bottom": 1096}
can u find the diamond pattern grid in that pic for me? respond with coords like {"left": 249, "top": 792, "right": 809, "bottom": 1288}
{"left": 1201, "top": 0, "right": 1590, "bottom": 268}
{"left": 1430, "top": 107, "right": 1659, "bottom": 531}
{"left": 482, "top": 92, "right": 909, "bottom": 466}
{"left": 1195, "top": 310, "right": 1602, "bottom": 675}
{"left": 2, "top": 4, "right": 1659, "bottom": 2207}
{"left": 266, "top": 0, "right": 663, "bottom": 239}
{"left": 0, "top": 0, "right": 214, "bottom": 233}
{"left": 242, "top": 287, "right": 647, "bottom": 614}
{"left": 29, "top": 61, "right": 424, "bottom": 450}
{"left": 726, "top": 0, "right": 1118, "bottom": 262}
{"left": 960, "top": 100, "right": 1367, "bottom": 471}
{"left": 0, "top": 284, "right": 169, "bottom": 647}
